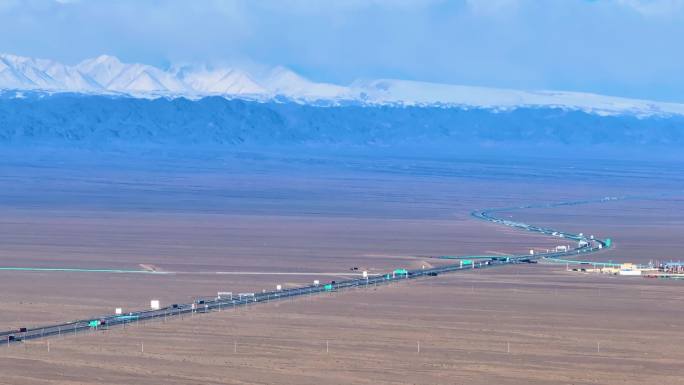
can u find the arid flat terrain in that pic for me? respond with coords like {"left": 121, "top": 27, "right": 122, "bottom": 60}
{"left": 1, "top": 266, "right": 682, "bottom": 385}
{"left": 0, "top": 152, "right": 682, "bottom": 384}
{"left": 512, "top": 196, "right": 684, "bottom": 264}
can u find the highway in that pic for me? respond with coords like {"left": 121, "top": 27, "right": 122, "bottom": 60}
{"left": 1, "top": 198, "right": 611, "bottom": 346}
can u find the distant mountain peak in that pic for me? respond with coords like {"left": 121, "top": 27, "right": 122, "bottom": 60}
{"left": 0, "top": 53, "right": 683, "bottom": 117}
{"left": 91, "top": 54, "right": 121, "bottom": 64}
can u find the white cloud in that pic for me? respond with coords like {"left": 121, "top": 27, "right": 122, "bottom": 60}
{"left": 616, "top": 0, "right": 684, "bottom": 16}
{"left": 0, "top": 0, "right": 682, "bottom": 101}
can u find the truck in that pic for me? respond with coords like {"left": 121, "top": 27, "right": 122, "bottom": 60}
{"left": 88, "top": 319, "right": 106, "bottom": 328}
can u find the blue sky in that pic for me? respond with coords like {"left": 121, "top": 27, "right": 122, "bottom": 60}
{"left": 1, "top": 0, "right": 683, "bottom": 101}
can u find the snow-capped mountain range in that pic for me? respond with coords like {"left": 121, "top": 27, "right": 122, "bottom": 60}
{"left": 2, "top": 53, "right": 684, "bottom": 117}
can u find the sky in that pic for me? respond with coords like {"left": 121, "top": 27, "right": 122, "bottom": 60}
{"left": 1, "top": 0, "right": 683, "bottom": 102}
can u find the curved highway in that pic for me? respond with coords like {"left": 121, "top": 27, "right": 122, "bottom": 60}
{"left": 1, "top": 197, "right": 613, "bottom": 345}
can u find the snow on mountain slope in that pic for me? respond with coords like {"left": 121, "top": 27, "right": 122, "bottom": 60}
{"left": 105, "top": 63, "right": 188, "bottom": 93}
{"left": 264, "top": 66, "right": 349, "bottom": 100}
{"left": 175, "top": 66, "right": 266, "bottom": 95}
{"left": 0, "top": 57, "right": 36, "bottom": 90}
{"left": 1, "top": 53, "right": 684, "bottom": 117}
{"left": 0, "top": 54, "right": 102, "bottom": 92}
{"left": 75, "top": 55, "right": 128, "bottom": 87}
{"left": 351, "top": 79, "right": 684, "bottom": 117}
{"left": 38, "top": 60, "right": 102, "bottom": 91}
{"left": 0, "top": 54, "right": 62, "bottom": 90}
{"left": 76, "top": 56, "right": 188, "bottom": 93}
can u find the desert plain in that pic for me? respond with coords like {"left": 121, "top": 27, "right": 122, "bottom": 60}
{"left": 0, "top": 150, "right": 682, "bottom": 384}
